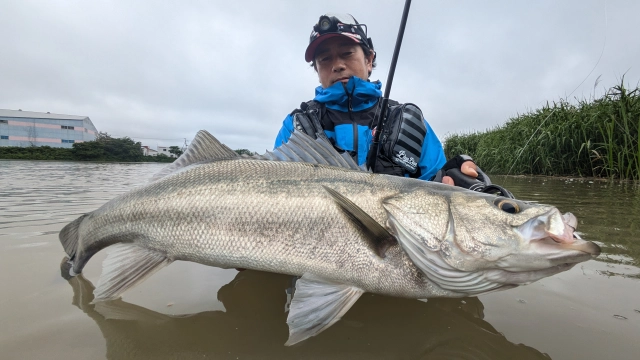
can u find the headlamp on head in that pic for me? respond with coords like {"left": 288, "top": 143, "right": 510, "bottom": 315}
{"left": 305, "top": 13, "right": 375, "bottom": 63}
{"left": 312, "top": 14, "right": 368, "bottom": 40}
{"left": 316, "top": 15, "right": 337, "bottom": 33}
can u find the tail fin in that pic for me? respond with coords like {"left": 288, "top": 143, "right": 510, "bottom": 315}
{"left": 59, "top": 214, "right": 88, "bottom": 261}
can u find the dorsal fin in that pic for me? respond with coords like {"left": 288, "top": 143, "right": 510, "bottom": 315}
{"left": 149, "top": 130, "right": 238, "bottom": 182}
{"left": 151, "top": 129, "right": 367, "bottom": 182}
{"left": 255, "top": 131, "right": 363, "bottom": 171}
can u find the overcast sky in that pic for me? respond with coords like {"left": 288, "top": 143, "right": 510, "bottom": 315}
{"left": 2, "top": 0, "right": 638, "bottom": 151}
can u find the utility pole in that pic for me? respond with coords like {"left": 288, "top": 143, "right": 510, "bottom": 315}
{"left": 181, "top": 138, "right": 188, "bottom": 153}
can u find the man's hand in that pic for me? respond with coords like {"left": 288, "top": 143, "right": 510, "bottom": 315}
{"left": 432, "top": 155, "right": 515, "bottom": 199}
{"left": 431, "top": 155, "right": 486, "bottom": 190}
{"left": 442, "top": 161, "right": 478, "bottom": 186}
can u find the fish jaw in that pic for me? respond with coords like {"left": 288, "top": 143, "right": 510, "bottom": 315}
{"left": 385, "top": 189, "right": 601, "bottom": 296}
{"left": 497, "top": 209, "right": 601, "bottom": 272}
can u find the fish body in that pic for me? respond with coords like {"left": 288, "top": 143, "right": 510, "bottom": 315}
{"left": 59, "top": 130, "right": 600, "bottom": 345}
{"left": 72, "top": 158, "right": 457, "bottom": 297}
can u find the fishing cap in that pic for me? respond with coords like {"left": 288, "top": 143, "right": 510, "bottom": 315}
{"left": 305, "top": 13, "right": 375, "bottom": 62}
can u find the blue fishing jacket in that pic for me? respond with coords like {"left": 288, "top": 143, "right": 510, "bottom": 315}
{"left": 274, "top": 77, "right": 446, "bottom": 180}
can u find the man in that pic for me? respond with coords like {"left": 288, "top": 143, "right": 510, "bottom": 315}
{"left": 274, "top": 13, "right": 480, "bottom": 186}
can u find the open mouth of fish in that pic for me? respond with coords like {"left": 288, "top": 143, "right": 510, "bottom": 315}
{"left": 518, "top": 211, "right": 601, "bottom": 264}
{"left": 391, "top": 208, "right": 602, "bottom": 296}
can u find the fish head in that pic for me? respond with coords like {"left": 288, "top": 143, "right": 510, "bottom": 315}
{"left": 384, "top": 184, "right": 601, "bottom": 296}
{"left": 447, "top": 192, "right": 600, "bottom": 270}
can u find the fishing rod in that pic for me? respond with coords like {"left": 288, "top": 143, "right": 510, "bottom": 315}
{"left": 364, "top": 0, "right": 512, "bottom": 199}
{"left": 366, "top": 0, "right": 412, "bottom": 171}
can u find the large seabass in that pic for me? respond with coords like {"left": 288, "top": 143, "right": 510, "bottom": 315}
{"left": 59, "top": 130, "right": 600, "bottom": 345}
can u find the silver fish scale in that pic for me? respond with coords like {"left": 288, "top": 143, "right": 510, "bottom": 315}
{"left": 78, "top": 159, "right": 455, "bottom": 298}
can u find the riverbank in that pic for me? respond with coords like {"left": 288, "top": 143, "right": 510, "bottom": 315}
{"left": 444, "top": 81, "right": 640, "bottom": 180}
{"left": 495, "top": 173, "right": 640, "bottom": 186}
{"left": 0, "top": 133, "right": 177, "bottom": 163}
{"left": 0, "top": 145, "right": 175, "bottom": 163}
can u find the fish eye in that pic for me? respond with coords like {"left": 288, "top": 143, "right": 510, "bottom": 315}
{"left": 494, "top": 198, "right": 520, "bottom": 214}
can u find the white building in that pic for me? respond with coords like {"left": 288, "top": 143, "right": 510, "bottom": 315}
{"left": 141, "top": 145, "right": 159, "bottom": 156}
{"left": 0, "top": 109, "right": 98, "bottom": 148}
{"left": 157, "top": 146, "right": 178, "bottom": 158}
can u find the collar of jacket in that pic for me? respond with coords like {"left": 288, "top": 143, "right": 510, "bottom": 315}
{"left": 313, "top": 76, "right": 382, "bottom": 112}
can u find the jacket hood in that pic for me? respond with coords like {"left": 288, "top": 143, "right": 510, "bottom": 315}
{"left": 313, "top": 77, "right": 382, "bottom": 112}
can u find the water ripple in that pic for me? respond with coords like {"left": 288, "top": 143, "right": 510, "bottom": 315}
{"left": 0, "top": 160, "right": 165, "bottom": 242}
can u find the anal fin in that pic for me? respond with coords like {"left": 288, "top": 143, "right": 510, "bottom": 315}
{"left": 285, "top": 274, "right": 364, "bottom": 346}
{"left": 93, "top": 243, "right": 172, "bottom": 302}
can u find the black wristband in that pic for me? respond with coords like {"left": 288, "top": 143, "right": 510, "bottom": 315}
{"left": 431, "top": 155, "right": 490, "bottom": 190}
{"left": 440, "top": 155, "right": 475, "bottom": 172}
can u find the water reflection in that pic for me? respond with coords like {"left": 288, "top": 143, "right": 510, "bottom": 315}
{"left": 64, "top": 264, "right": 551, "bottom": 359}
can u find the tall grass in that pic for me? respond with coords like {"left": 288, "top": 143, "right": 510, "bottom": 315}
{"left": 444, "top": 80, "right": 640, "bottom": 180}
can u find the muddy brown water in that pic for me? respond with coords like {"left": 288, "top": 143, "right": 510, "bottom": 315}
{"left": 1, "top": 160, "right": 638, "bottom": 360}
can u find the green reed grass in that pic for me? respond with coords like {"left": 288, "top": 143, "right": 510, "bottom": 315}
{"left": 444, "top": 80, "right": 640, "bottom": 180}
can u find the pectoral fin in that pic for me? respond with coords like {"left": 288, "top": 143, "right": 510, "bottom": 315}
{"left": 285, "top": 274, "right": 364, "bottom": 346}
{"left": 93, "top": 243, "right": 172, "bottom": 302}
{"left": 323, "top": 185, "right": 397, "bottom": 257}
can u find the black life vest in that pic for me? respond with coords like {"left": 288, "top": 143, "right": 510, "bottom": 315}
{"left": 290, "top": 99, "right": 427, "bottom": 178}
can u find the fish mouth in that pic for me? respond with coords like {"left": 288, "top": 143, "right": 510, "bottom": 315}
{"left": 518, "top": 210, "right": 601, "bottom": 260}
{"left": 386, "top": 200, "right": 600, "bottom": 297}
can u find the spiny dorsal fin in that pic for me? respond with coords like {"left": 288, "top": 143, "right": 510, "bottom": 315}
{"left": 322, "top": 185, "right": 397, "bottom": 257}
{"left": 149, "top": 130, "right": 238, "bottom": 182}
{"left": 255, "top": 131, "right": 363, "bottom": 171}
{"left": 152, "top": 129, "right": 366, "bottom": 182}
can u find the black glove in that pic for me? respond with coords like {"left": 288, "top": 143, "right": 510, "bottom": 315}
{"left": 431, "top": 155, "right": 515, "bottom": 199}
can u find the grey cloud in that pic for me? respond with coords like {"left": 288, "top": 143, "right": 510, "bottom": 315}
{"left": 1, "top": 0, "right": 638, "bottom": 151}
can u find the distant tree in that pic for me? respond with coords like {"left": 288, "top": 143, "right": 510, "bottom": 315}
{"left": 27, "top": 122, "right": 37, "bottom": 147}
{"left": 72, "top": 132, "right": 143, "bottom": 162}
{"left": 72, "top": 140, "right": 105, "bottom": 160}
{"left": 102, "top": 136, "right": 143, "bottom": 162}
{"left": 234, "top": 149, "right": 257, "bottom": 156}
{"left": 0, "top": 145, "right": 73, "bottom": 160}
{"left": 168, "top": 146, "right": 183, "bottom": 157}
{"left": 155, "top": 153, "right": 172, "bottom": 160}
{"left": 95, "top": 131, "right": 113, "bottom": 142}
{"left": 0, "top": 130, "right": 170, "bottom": 162}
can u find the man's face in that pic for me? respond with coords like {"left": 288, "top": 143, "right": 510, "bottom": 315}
{"left": 313, "top": 36, "right": 374, "bottom": 89}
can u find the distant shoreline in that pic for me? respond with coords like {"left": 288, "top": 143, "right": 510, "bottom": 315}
{"left": 0, "top": 158, "right": 173, "bottom": 164}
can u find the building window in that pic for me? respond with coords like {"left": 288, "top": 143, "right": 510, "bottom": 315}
{"left": 1, "top": 135, "right": 8, "bottom": 139}
{"left": 61, "top": 125, "right": 75, "bottom": 130}
{"left": 62, "top": 139, "right": 75, "bottom": 143}
{"left": 0, "top": 120, "right": 8, "bottom": 124}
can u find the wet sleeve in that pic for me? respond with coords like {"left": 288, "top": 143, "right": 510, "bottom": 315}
{"left": 417, "top": 119, "right": 447, "bottom": 181}
{"left": 274, "top": 114, "right": 295, "bottom": 149}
